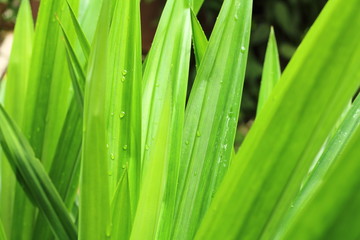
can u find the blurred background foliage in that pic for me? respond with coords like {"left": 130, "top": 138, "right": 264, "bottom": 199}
{"left": 1, "top": 0, "right": 327, "bottom": 144}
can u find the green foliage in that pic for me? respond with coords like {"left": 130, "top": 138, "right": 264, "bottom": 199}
{"left": 0, "top": 0, "right": 359, "bottom": 240}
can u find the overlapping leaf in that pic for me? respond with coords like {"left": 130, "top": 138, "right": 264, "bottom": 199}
{"left": 173, "top": 0, "right": 252, "bottom": 239}
{"left": 79, "top": 0, "right": 112, "bottom": 239}
{"left": 0, "top": 105, "right": 77, "bottom": 240}
{"left": 106, "top": 0, "right": 142, "bottom": 219}
{"left": 0, "top": 0, "right": 34, "bottom": 238}
{"left": 134, "top": 0, "right": 194, "bottom": 238}
{"left": 280, "top": 113, "right": 360, "bottom": 239}
{"left": 196, "top": 0, "right": 360, "bottom": 238}
{"left": 257, "top": 27, "right": 281, "bottom": 114}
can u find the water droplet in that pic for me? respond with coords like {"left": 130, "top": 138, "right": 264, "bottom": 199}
{"left": 145, "top": 144, "right": 150, "bottom": 150}
{"left": 36, "top": 127, "right": 40, "bottom": 132}
{"left": 119, "top": 111, "right": 126, "bottom": 119}
{"left": 121, "top": 76, "right": 126, "bottom": 82}
{"left": 185, "top": 141, "right": 189, "bottom": 145}
{"left": 108, "top": 171, "right": 113, "bottom": 176}
{"left": 220, "top": 80, "right": 224, "bottom": 84}
{"left": 123, "top": 145, "right": 128, "bottom": 150}
{"left": 106, "top": 144, "right": 109, "bottom": 148}
{"left": 241, "top": 46, "right": 246, "bottom": 53}
{"left": 194, "top": 171, "right": 198, "bottom": 176}
{"left": 122, "top": 70, "right": 128, "bottom": 76}
{"left": 111, "top": 112, "right": 114, "bottom": 117}
{"left": 196, "top": 130, "right": 201, "bottom": 137}
{"left": 122, "top": 164, "right": 126, "bottom": 169}
{"left": 234, "top": 14, "right": 239, "bottom": 21}
{"left": 110, "top": 153, "right": 115, "bottom": 160}
{"left": 156, "top": 83, "right": 160, "bottom": 87}
{"left": 105, "top": 225, "right": 112, "bottom": 238}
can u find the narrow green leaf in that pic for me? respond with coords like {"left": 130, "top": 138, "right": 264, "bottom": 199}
{"left": 196, "top": 0, "right": 360, "bottom": 238}
{"left": 65, "top": 50, "right": 84, "bottom": 108}
{"left": 78, "top": 0, "right": 103, "bottom": 42}
{"left": 79, "top": 0, "right": 111, "bottom": 239}
{"left": 32, "top": 96, "right": 82, "bottom": 239}
{"left": 190, "top": 10, "right": 208, "bottom": 69}
{"left": 59, "top": 19, "right": 87, "bottom": 107}
{"left": 131, "top": 96, "right": 172, "bottom": 240}
{"left": 271, "top": 94, "right": 360, "bottom": 239}
{"left": 191, "top": 0, "right": 205, "bottom": 14}
{"left": 173, "top": 0, "right": 252, "bottom": 239}
{"left": 136, "top": 0, "right": 192, "bottom": 238}
{"left": 66, "top": 1, "right": 91, "bottom": 57}
{"left": 106, "top": 0, "right": 142, "bottom": 220}
{"left": 110, "top": 170, "right": 131, "bottom": 240}
{"left": 0, "top": 105, "right": 77, "bottom": 240}
{"left": 280, "top": 117, "right": 360, "bottom": 239}
{"left": 0, "top": 0, "right": 34, "bottom": 237}
{"left": 257, "top": 27, "right": 281, "bottom": 114}
{"left": 30, "top": 1, "right": 81, "bottom": 238}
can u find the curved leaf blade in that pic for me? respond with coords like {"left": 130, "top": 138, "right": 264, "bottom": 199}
{"left": 0, "top": 105, "right": 77, "bottom": 240}
{"left": 196, "top": 0, "right": 360, "bottom": 238}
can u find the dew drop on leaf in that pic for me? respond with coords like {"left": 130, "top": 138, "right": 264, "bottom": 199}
{"left": 119, "top": 111, "right": 126, "bottom": 119}
{"left": 196, "top": 130, "right": 201, "bottom": 137}
{"left": 123, "top": 145, "right": 128, "bottom": 150}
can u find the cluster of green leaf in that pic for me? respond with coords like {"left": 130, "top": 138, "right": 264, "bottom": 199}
{"left": 0, "top": 0, "right": 359, "bottom": 239}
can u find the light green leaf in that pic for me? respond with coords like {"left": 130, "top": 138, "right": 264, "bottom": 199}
{"left": 173, "top": 0, "right": 252, "bottom": 239}
{"left": 78, "top": 0, "right": 103, "bottom": 42}
{"left": 66, "top": 1, "right": 91, "bottom": 57}
{"left": 191, "top": 0, "right": 205, "bottom": 14}
{"left": 257, "top": 27, "right": 281, "bottom": 114}
{"left": 136, "top": 0, "right": 193, "bottom": 238}
{"left": 59, "top": 18, "right": 87, "bottom": 107}
{"left": 110, "top": 170, "right": 131, "bottom": 240}
{"left": 131, "top": 95, "right": 172, "bottom": 240}
{"left": 106, "top": 0, "right": 142, "bottom": 219}
{"left": 280, "top": 113, "right": 360, "bottom": 239}
{"left": 272, "top": 94, "right": 360, "bottom": 239}
{"left": 0, "top": 0, "right": 34, "bottom": 237}
{"left": 190, "top": 10, "right": 208, "bottom": 70}
{"left": 196, "top": 0, "right": 360, "bottom": 238}
{"left": 79, "top": 0, "right": 111, "bottom": 239}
